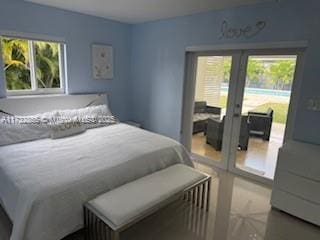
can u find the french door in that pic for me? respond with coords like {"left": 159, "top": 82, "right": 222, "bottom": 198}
{"left": 183, "top": 47, "right": 305, "bottom": 185}
{"left": 183, "top": 50, "right": 242, "bottom": 170}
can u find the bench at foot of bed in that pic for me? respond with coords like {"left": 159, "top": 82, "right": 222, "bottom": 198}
{"left": 84, "top": 164, "right": 211, "bottom": 240}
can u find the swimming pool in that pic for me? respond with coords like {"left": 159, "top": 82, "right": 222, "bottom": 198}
{"left": 221, "top": 87, "right": 291, "bottom": 97}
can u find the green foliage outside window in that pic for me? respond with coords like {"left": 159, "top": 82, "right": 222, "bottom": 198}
{"left": 223, "top": 57, "right": 296, "bottom": 90}
{"left": 1, "top": 37, "right": 61, "bottom": 91}
{"left": 35, "top": 41, "right": 60, "bottom": 88}
{"left": 266, "top": 60, "right": 296, "bottom": 90}
{"left": 1, "top": 38, "right": 31, "bottom": 90}
{"left": 246, "top": 60, "right": 265, "bottom": 87}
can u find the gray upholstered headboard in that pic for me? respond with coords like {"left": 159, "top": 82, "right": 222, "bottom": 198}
{"left": 0, "top": 94, "right": 108, "bottom": 115}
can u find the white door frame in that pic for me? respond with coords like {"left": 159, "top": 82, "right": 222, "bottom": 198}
{"left": 181, "top": 50, "right": 242, "bottom": 170}
{"left": 181, "top": 42, "right": 307, "bottom": 186}
{"left": 228, "top": 48, "right": 307, "bottom": 185}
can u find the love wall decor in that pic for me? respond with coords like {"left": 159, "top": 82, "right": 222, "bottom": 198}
{"left": 219, "top": 20, "right": 266, "bottom": 39}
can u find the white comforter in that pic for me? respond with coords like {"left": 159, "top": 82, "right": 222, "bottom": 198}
{"left": 0, "top": 124, "right": 192, "bottom": 240}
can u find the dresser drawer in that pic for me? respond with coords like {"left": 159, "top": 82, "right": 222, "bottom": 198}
{"left": 277, "top": 146, "right": 320, "bottom": 181}
{"left": 271, "top": 188, "right": 320, "bottom": 226}
{"left": 274, "top": 170, "right": 320, "bottom": 204}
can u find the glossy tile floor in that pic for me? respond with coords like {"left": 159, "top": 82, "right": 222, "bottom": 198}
{"left": 1, "top": 162, "right": 320, "bottom": 240}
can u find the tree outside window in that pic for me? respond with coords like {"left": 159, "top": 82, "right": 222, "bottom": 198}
{"left": 1, "top": 36, "right": 64, "bottom": 94}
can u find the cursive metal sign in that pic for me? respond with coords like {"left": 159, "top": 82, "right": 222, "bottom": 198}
{"left": 219, "top": 20, "right": 266, "bottom": 39}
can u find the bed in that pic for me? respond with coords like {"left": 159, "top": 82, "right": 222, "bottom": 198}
{"left": 0, "top": 94, "right": 192, "bottom": 240}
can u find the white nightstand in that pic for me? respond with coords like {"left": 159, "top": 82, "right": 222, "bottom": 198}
{"left": 125, "top": 121, "right": 142, "bottom": 128}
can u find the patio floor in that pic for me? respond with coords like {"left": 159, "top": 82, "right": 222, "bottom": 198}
{"left": 191, "top": 123, "right": 285, "bottom": 179}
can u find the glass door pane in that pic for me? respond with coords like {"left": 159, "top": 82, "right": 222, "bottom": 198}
{"left": 191, "top": 55, "right": 232, "bottom": 164}
{"left": 234, "top": 55, "right": 298, "bottom": 180}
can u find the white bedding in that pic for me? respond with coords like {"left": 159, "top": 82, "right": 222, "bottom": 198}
{"left": 0, "top": 123, "right": 192, "bottom": 240}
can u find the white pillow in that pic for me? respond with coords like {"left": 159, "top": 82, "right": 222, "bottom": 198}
{"left": 0, "top": 105, "right": 116, "bottom": 146}
{"left": 0, "top": 112, "right": 54, "bottom": 146}
{"left": 56, "top": 104, "right": 117, "bottom": 129}
{"left": 50, "top": 121, "right": 86, "bottom": 139}
{"left": 57, "top": 104, "right": 111, "bottom": 117}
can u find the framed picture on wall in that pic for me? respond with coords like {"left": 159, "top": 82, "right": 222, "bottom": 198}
{"left": 92, "top": 44, "right": 114, "bottom": 79}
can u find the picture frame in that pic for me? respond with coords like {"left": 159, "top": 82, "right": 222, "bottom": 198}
{"left": 92, "top": 44, "right": 114, "bottom": 79}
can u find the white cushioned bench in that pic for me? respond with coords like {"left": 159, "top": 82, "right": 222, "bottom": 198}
{"left": 84, "top": 164, "right": 211, "bottom": 240}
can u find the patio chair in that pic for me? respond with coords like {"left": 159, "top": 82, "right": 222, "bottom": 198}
{"left": 193, "top": 101, "right": 221, "bottom": 134}
{"left": 248, "top": 108, "right": 273, "bottom": 141}
{"left": 206, "top": 116, "right": 225, "bottom": 151}
{"left": 206, "top": 116, "right": 250, "bottom": 151}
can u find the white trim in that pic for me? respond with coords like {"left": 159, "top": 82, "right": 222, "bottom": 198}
{"left": 29, "top": 41, "right": 37, "bottom": 90}
{"left": 58, "top": 44, "right": 64, "bottom": 92}
{"left": 191, "top": 153, "right": 221, "bottom": 169}
{"left": 59, "top": 44, "right": 68, "bottom": 94}
{"left": 220, "top": 51, "right": 242, "bottom": 170}
{"left": 0, "top": 38, "right": 5, "bottom": 96}
{"left": 180, "top": 52, "right": 197, "bottom": 150}
{"left": 284, "top": 51, "right": 306, "bottom": 140}
{"left": 186, "top": 41, "right": 308, "bottom": 52}
{"left": 7, "top": 88, "right": 64, "bottom": 96}
{"left": 5, "top": 93, "right": 68, "bottom": 99}
{"left": 0, "top": 30, "right": 66, "bottom": 44}
{"left": 228, "top": 164, "right": 273, "bottom": 186}
{"left": 227, "top": 50, "right": 249, "bottom": 175}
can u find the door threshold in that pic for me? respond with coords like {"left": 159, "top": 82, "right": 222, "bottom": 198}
{"left": 191, "top": 153, "right": 226, "bottom": 170}
{"left": 192, "top": 153, "right": 273, "bottom": 187}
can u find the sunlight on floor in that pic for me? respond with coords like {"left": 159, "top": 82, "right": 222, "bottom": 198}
{"left": 191, "top": 123, "right": 285, "bottom": 179}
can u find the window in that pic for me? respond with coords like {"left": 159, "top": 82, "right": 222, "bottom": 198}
{"left": 0, "top": 36, "right": 65, "bottom": 95}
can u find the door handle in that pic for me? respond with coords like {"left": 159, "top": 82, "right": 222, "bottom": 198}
{"left": 234, "top": 113, "right": 240, "bottom": 117}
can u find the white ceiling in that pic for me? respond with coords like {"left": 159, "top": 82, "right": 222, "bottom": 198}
{"left": 25, "top": 0, "right": 271, "bottom": 24}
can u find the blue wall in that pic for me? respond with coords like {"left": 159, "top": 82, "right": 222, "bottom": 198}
{"left": 0, "top": 0, "right": 131, "bottom": 120}
{"left": 1, "top": 0, "right": 320, "bottom": 144}
{"left": 130, "top": 0, "right": 320, "bottom": 144}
